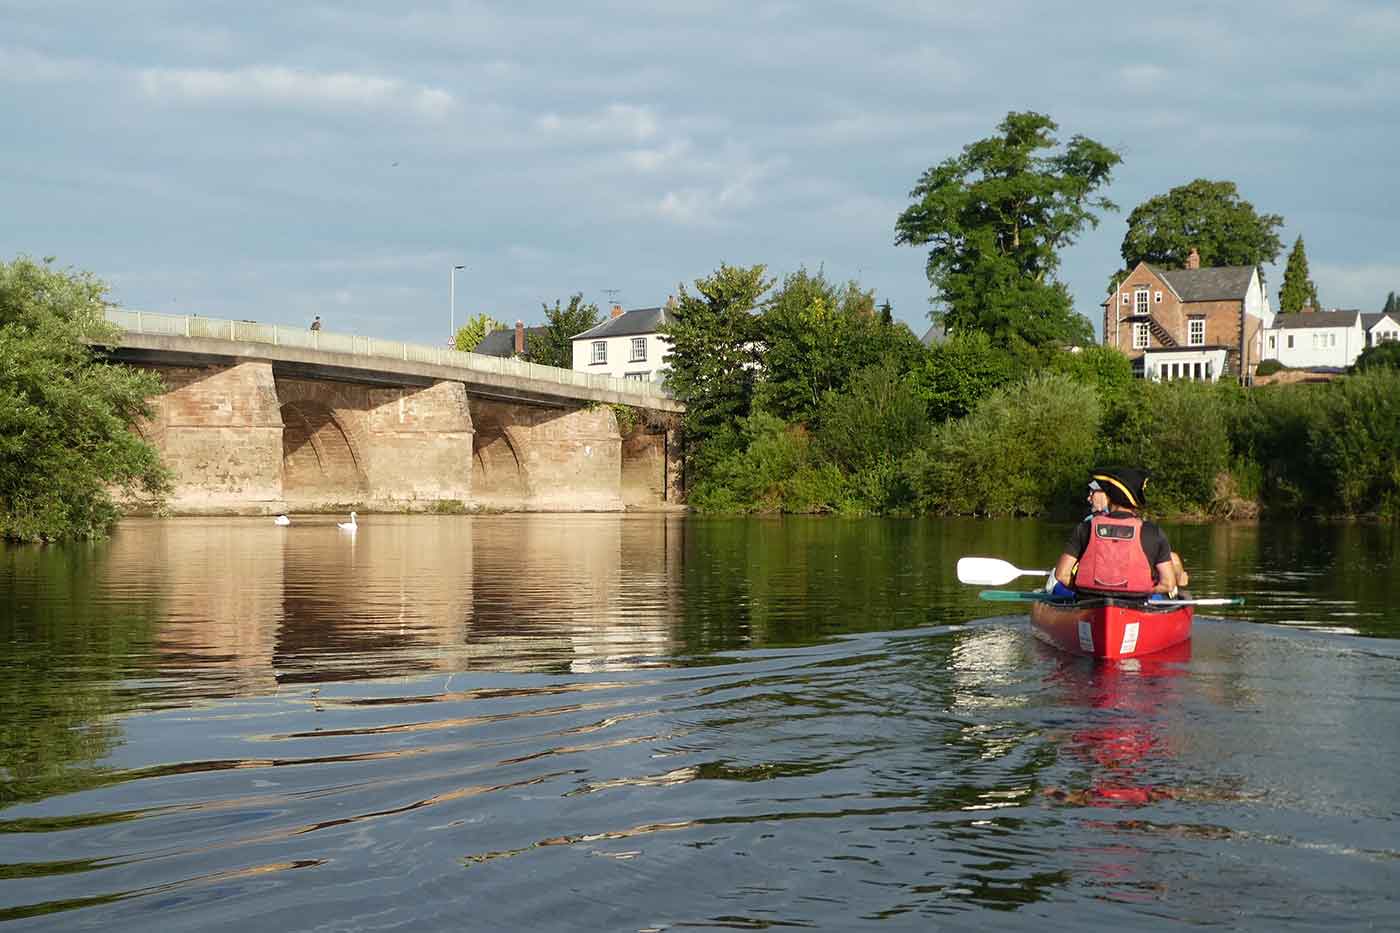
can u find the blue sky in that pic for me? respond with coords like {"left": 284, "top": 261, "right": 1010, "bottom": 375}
{"left": 4, "top": 1, "right": 1397, "bottom": 343}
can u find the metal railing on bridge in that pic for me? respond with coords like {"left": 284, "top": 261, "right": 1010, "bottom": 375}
{"left": 106, "top": 309, "right": 675, "bottom": 403}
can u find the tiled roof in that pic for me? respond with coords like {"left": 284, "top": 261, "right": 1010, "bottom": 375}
{"left": 1152, "top": 265, "right": 1256, "bottom": 302}
{"left": 920, "top": 323, "right": 946, "bottom": 346}
{"left": 473, "top": 326, "right": 547, "bottom": 357}
{"left": 1272, "top": 311, "right": 1361, "bottom": 329}
{"left": 572, "top": 306, "right": 671, "bottom": 341}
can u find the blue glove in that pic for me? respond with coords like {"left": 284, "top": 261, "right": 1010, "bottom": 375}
{"left": 1049, "top": 581, "right": 1076, "bottom": 600}
{"left": 1149, "top": 593, "right": 1165, "bottom": 601}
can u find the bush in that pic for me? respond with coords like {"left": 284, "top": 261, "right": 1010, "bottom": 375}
{"left": 1352, "top": 341, "right": 1400, "bottom": 373}
{"left": 1115, "top": 380, "right": 1235, "bottom": 514}
{"left": 910, "top": 331, "right": 1020, "bottom": 422}
{"left": 904, "top": 371, "right": 1100, "bottom": 516}
{"left": 688, "top": 412, "right": 852, "bottom": 513}
{"left": 1256, "top": 359, "right": 1287, "bottom": 376}
{"left": 1309, "top": 370, "right": 1400, "bottom": 516}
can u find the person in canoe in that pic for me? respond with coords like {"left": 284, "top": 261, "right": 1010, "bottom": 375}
{"left": 1051, "top": 467, "right": 1180, "bottom": 600}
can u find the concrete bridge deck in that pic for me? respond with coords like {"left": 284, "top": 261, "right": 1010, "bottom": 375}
{"left": 103, "top": 309, "right": 683, "bottom": 412}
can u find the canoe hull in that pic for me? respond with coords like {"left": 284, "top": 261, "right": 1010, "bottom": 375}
{"left": 1030, "top": 597, "right": 1192, "bottom": 660}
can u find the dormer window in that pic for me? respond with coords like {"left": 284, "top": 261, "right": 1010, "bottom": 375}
{"left": 1134, "top": 288, "right": 1149, "bottom": 316}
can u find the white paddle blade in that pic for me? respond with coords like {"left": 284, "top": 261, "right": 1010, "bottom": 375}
{"left": 956, "top": 557, "right": 1049, "bottom": 587}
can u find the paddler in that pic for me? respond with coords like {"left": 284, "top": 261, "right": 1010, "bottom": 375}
{"left": 1052, "top": 467, "right": 1180, "bottom": 599}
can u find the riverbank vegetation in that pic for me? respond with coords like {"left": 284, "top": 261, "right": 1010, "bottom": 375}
{"left": 0, "top": 258, "right": 169, "bottom": 541}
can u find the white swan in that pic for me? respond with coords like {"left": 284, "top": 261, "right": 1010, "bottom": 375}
{"left": 337, "top": 511, "right": 358, "bottom": 531}
{"left": 274, "top": 514, "right": 291, "bottom": 526}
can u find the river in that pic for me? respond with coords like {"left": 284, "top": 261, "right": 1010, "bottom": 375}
{"left": 2, "top": 515, "right": 1397, "bottom": 930}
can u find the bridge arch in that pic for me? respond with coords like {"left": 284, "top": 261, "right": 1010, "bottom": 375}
{"left": 280, "top": 399, "right": 369, "bottom": 500}
{"left": 471, "top": 427, "right": 527, "bottom": 506}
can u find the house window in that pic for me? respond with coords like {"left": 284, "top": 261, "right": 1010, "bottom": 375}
{"left": 1188, "top": 318, "right": 1205, "bottom": 346}
{"left": 1155, "top": 291, "right": 1163, "bottom": 303}
{"left": 1269, "top": 335, "right": 1276, "bottom": 350}
{"left": 1122, "top": 293, "right": 1130, "bottom": 306}
{"left": 1134, "top": 289, "right": 1149, "bottom": 316}
{"left": 591, "top": 341, "right": 607, "bottom": 364}
{"left": 1193, "top": 362, "right": 1203, "bottom": 380}
{"left": 1287, "top": 335, "right": 1294, "bottom": 349}
{"left": 1206, "top": 362, "right": 1213, "bottom": 380}
{"left": 625, "top": 371, "right": 650, "bottom": 381}
{"left": 1132, "top": 322, "right": 1150, "bottom": 349}
{"left": 629, "top": 337, "right": 647, "bottom": 362}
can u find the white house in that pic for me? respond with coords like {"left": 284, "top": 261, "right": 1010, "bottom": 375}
{"left": 1262, "top": 311, "right": 1366, "bottom": 369}
{"left": 1362, "top": 312, "right": 1400, "bottom": 347}
{"left": 571, "top": 305, "right": 673, "bottom": 383}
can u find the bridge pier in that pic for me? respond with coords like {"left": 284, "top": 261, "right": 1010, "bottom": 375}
{"left": 137, "top": 361, "right": 287, "bottom": 513}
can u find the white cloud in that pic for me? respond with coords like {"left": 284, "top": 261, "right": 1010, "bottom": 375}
{"left": 534, "top": 103, "right": 660, "bottom": 143}
{"left": 138, "top": 65, "right": 456, "bottom": 119}
{"left": 624, "top": 139, "right": 692, "bottom": 172}
{"left": 1118, "top": 63, "right": 1170, "bottom": 90}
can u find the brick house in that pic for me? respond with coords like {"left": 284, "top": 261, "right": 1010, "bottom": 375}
{"left": 1102, "top": 248, "right": 1274, "bottom": 382}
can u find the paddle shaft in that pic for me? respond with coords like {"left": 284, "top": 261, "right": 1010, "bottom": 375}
{"left": 978, "top": 590, "right": 1244, "bottom": 607}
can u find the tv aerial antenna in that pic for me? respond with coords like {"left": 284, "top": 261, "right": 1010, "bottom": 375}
{"left": 602, "top": 288, "right": 621, "bottom": 308}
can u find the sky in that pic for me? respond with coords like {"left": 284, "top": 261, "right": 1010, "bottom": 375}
{"left": 4, "top": 1, "right": 1398, "bottom": 345}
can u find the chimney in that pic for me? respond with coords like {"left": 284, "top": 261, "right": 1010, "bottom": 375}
{"left": 1185, "top": 247, "right": 1201, "bottom": 270}
{"left": 611, "top": 303, "right": 624, "bottom": 319}
{"left": 514, "top": 320, "right": 524, "bottom": 355}
{"left": 1301, "top": 304, "right": 1316, "bottom": 314}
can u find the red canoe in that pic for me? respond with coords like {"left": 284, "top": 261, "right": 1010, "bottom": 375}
{"left": 1030, "top": 596, "right": 1193, "bottom": 660}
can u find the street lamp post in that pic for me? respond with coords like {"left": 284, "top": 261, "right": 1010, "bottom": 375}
{"left": 450, "top": 264, "right": 466, "bottom": 344}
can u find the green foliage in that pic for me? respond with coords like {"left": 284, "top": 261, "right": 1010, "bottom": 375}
{"left": 1278, "top": 236, "right": 1321, "bottom": 313}
{"left": 453, "top": 313, "right": 503, "bottom": 352}
{"left": 0, "top": 257, "right": 170, "bottom": 541}
{"left": 1046, "top": 345, "right": 1136, "bottom": 412}
{"left": 1110, "top": 381, "right": 1235, "bottom": 514}
{"left": 662, "top": 264, "right": 771, "bottom": 463}
{"left": 609, "top": 403, "right": 640, "bottom": 435}
{"left": 1115, "top": 179, "right": 1284, "bottom": 283}
{"left": 814, "top": 362, "right": 927, "bottom": 512}
{"left": 904, "top": 371, "right": 1101, "bottom": 516}
{"left": 1228, "top": 382, "right": 1332, "bottom": 511}
{"left": 1255, "top": 359, "right": 1287, "bottom": 376}
{"left": 895, "top": 111, "right": 1117, "bottom": 349}
{"left": 756, "top": 268, "right": 924, "bottom": 425}
{"left": 910, "top": 331, "right": 1018, "bottom": 422}
{"left": 687, "top": 412, "right": 851, "bottom": 514}
{"left": 1384, "top": 291, "right": 1398, "bottom": 316}
{"left": 1353, "top": 341, "right": 1400, "bottom": 373}
{"left": 1308, "top": 371, "right": 1400, "bottom": 516}
{"left": 527, "top": 294, "right": 601, "bottom": 368}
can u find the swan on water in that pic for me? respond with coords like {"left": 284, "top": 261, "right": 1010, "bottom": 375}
{"left": 337, "top": 511, "right": 358, "bottom": 531}
{"left": 274, "top": 514, "right": 291, "bottom": 526}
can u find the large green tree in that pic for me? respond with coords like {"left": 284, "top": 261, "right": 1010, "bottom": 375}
{"left": 0, "top": 257, "right": 169, "bottom": 540}
{"left": 756, "top": 268, "right": 922, "bottom": 426}
{"left": 895, "top": 110, "right": 1118, "bottom": 348}
{"left": 526, "top": 294, "right": 601, "bottom": 368}
{"left": 453, "top": 312, "right": 503, "bottom": 352}
{"left": 1383, "top": 291, "right": 1398, "bottom": 316}
{"left": 1115, "top": 179, "right": 1284, "bottom": 280}
{"left": 1278, "top": 236, "right": 1322, "bottom": 313}
{"left": 661, "top": 264, "right": 770, "bottom": 459}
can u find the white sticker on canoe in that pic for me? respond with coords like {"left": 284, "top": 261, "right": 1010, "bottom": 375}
{"left": 1121, "top": 621, "right": 1140, "bottom": 655}
{"left": 1077, "top": 621, "right": 1094, "bottom": 652}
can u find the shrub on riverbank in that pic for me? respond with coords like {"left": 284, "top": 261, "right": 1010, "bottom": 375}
{"left": 0, "top": 258, "right": 170, "bottom": 541}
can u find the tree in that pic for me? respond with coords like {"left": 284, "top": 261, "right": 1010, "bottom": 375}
{"left": 1115, "top": 179, "right": 1284, "bottom": 282}
{"left": 878, "top": 300, "right": 894, "bottom": 326}
{"left": 661, "top": 264, "right": 771, "bottom": 459}
{"left": 1278, "top": 236, "right": 1321, "bottom": 313}
{"left": 0, "top": 257, "right": 169, "bottom": 540}
{"left": 895, "top": 110, "right": 1119, "bottom": 349}
{"left": 452, "top": 312, "right": 503, "bottom": 352}
{"left": 755, "top": 268, "right": 922, "bottom": 426}
{"left": 1383, "top": 291, "right": 1398, "bottom": 316}
{"left": 526, "top": 294, "right": 601, "bottom": 368}
{"left": 910, "top": 331, "right": 1018, "bottom": 422}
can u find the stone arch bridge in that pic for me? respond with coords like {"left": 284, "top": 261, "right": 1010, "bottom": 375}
{"left": 104, "top": 311, "right": 683, "bottom": 514}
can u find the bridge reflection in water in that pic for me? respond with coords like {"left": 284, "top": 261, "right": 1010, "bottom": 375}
{"left": 100, "top": 515, "right": 685, "bottom": 694}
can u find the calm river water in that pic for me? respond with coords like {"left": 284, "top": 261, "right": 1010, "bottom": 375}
{"left": 2, "top": 515, "right": 1398, "bottom": 930}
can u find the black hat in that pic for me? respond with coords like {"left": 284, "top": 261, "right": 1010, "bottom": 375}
{"left": 1090, "top": 467, "right": 1149, "bottom": 509}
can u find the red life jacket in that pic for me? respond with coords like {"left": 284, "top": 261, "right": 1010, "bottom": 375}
{"left": 1074, "top": 514, "right": 1156, "bottom": 596}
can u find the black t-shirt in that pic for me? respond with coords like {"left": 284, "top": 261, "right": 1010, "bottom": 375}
{"left": 1063, "top": 511, "right": 1171, "bottom": 570}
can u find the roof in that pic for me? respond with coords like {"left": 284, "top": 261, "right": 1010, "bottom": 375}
{"left": 920, "top": 323, "right": 946, "bottom": 346}
{"left": 1151, "top": 265, "right": 1256, "bottom": 302}
{"left": 1271, "top": 311, "right": 1361, "bottom": 330}
{"left": 1362, "top": 312, "right": 1400, "bottom": 330}
{"left": 571, "top": 306, "right": 672, "bottom": 341}
{"left": 473, "top": 325, "right": 547, "bottom": 357}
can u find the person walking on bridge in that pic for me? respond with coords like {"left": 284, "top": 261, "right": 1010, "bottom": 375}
{"left": 310, "top": 315, "right": 321, "bottom": 331}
